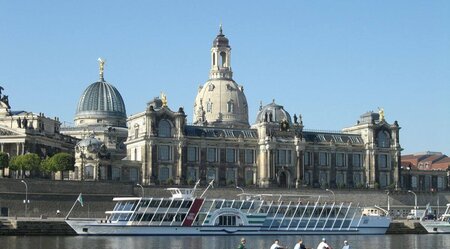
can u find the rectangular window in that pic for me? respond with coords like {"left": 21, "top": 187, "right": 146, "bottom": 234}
{"left": 245, "top": 149, "right": 254, "bottom": 164}
{"left": 226, "top": 169, "right": 235, "bottom": 184}
{"left": 158, "top": 145, "right": 171, "bottom": 161}
{"left": 245, "top": 170, "right": 253, "bottom": 184}
{"left": 277, "top": 150, "right": 286, "bottom": 165}
{"left": 336, "top": 153, "right": 345, "bottom": 167}
{"left": 188, "top": 168, "right": 197, "bottom": 181}
{"left": 226, "top": 148, "right": 236, "bottom": 163}
{"left": 304, "top": 152, "right": 311, "bottom": 166}
{"left": 353, "top": 154, "right": 361, "bottom": 168}
{"left": 277, "top": 149, "right": 292, "bottom": 165}
{"left": 207, "top": 148, "right": 218, "bottom": 162}
{"left": 112, "top": 167, "right": 121, "bottom": 181}
{"left": 378, "top": 154, "right": 388, "bottom": 168}
{"left": 319, "top": 152, "right": 328, "bottom": 166}
{"left": 187, "top": 147, "right": 198, "bottom": 162}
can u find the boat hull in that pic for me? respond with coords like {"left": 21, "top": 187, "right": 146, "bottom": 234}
{"left": 66, "top": 218, "right": 390, "bottom": 236}
{"left": 420, "top": 221, "right": 450, "bottom": 234}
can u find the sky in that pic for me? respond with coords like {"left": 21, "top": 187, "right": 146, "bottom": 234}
{"left": 0, "top": 1, "right": 449, "bottom": 155}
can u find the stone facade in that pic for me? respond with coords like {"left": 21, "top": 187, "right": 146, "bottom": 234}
{"left": 0, "top": 87, "right": 77, "bottom": 177}
{"left": 125, "top": 28, "right": 402, "bottom": 189}
{"left": 60, "top": 60, "right": 133, "bottom": 181}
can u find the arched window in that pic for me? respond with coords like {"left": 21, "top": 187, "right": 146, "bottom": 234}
{"left": 212, "top": 53, "right": 216, "bottom": 66}
{"left": 227, "top": 100, "right": 234, "bottom": 113}
{"left": 377, "top": 130, "right": 390, "bottom": 148}
{"left": 220, "top": 51, "right": 226, "bottom": 67}
{"left": 158, "top": 120, "right": 171, "bottom": 137}
{"left": 84, "top": 165, "right": 94, "bottom": 180}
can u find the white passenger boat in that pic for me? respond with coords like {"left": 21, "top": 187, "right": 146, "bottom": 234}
{"left": 420, "top": 204, "right": 450, "bottom": 234}
{"left": 66, "top": 184, "right": 390, "bottom": 235}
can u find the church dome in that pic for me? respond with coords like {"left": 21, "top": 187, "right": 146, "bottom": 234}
{"left": 255, "top": 101, "right": 292, "bottom": 124}
{"left": 75, "top": 80, "right": 127, "bottom": 127}
{"left": 194, "top": 79, "right": 249, "bottom": 128}
{"left": 193, "top": 27, "right": 249, "bottom": 129}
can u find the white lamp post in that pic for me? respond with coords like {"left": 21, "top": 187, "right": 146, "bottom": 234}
{"left": 236, "top": 186, "right": 244, "bottom": 194}
{"left": 137, "top": 183, "right": 144, "bottom": 198}
{"left": 325, "top": 188, "right": 335, "bottom": 203}
{"left": 20, "top": 180, "right": 29, "bottom": 217}
{"left": 408, "top": 190, "right": 417, "bottom": 209}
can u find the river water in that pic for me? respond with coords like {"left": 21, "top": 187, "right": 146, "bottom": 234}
{"left": 1, "top": 234, "right": 448, "bottom": 249}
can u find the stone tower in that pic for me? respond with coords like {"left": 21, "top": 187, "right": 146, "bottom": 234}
{"left": 193, "top": 26, "right": 249, "bottom": 128}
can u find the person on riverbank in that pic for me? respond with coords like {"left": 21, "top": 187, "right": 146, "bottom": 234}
{"left": 293, "top": 238, "right": 306, "bottom": 249}
{"left": 270, "top": 239, "right": 285, "bottom": 249}
{"left": 237, "top": 238, "right": 247, "bottom": 249}
{"left": 341, "top": 240, "right": 351, "bottom": 249}
{"left": 316, "top": 238, "right": 332, "bottom": 249}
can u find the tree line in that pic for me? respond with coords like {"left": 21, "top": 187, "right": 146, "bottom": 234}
{"left": 0, "top": 152, "right": 74, "bottom": 179}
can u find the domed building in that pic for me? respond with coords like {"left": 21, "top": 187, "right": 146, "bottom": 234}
{"left": 126, "top": 27, "right": 402, "bottom": 190}
{"left": 74, "top": 80, "right": 126, "bottom": 127}
{"left": 61, "top": 59, "right": 133, "bottom": 181}
{"left": 193, "top": 26, "right": 249, "bottom": 128}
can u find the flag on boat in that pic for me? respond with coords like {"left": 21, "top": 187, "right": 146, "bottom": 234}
{"left": 77, "top": 193, "right": 84, "bottom": 207}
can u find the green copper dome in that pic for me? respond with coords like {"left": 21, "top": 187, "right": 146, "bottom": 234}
{"left": 75, "top": 80, "right": 126, "bottom": 121}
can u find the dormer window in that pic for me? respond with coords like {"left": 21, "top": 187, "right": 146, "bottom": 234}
{"left": 158, "top": 120, "right": 171, "bottom": 137}
{"left": 377, "top": 130, "right": 390, "bottom": 148}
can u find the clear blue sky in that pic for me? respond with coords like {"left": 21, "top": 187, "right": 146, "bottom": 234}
{"left": 1, "top": 1, "right": 449, "bottom": 155}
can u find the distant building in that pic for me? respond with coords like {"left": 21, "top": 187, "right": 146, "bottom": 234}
{"left": 60, "top": 59, "right": 139, "bottom": 181}
{"left": 401, "top": 152, "right": 449, "bottom": 191}
{"left": 125, "top": 27, "right": 403, "bottom": 189}
{"left": 0, "top": 87, "right": 77, "bottom": 177}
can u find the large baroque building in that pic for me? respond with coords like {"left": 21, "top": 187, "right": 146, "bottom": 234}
{"left": 0, "top": 87, "right": 78, "bottom": 177}
{"left": 125, "top": 28, "right": 402, "bottom": 188}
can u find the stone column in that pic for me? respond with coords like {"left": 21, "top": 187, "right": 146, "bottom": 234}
{"left": 0, "top": 143, "right": 4, "bottom": 152}
{"left": 258, "top": 144, "right": 269, "bottom": 188}
{"left": 176, "top": 141, "right": 184, "bottom": 185}
{"left": 16, "top": 143, "right": 21, "bottom": 155}
{"left": 147, "top": 142, "right": 153, "bottom": 184}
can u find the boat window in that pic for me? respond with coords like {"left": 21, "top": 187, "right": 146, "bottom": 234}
{"left": 151, "top": 214, "right": 164, "bottom": 222}
{"left": 215, "top": 200, "right": 224, "bottom": 209}
{"left": 160, "top": 200, "right": 171, "bottom": 208}
{"left": 149, "top": 199, "right": 161, "bottom": 207}
{"left": 223, "top": 201, "right": 233, "bottom": 208}
{"left": 170, "top": 200, "right": 182, "bottom": 208}
{"left": 232, "top": 201, "right": 243, "bottom": 209}
{"left": 241, "top": 201, "right": 251, "bottom": 210}
{"left": 217, "top": 215, "right": 237, "bottom": 226}
{"left": 181, "top": 201, "right": 192, "bottom": 208}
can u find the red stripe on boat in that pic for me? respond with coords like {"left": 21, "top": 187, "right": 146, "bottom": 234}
{"left": 182, "top": 198, "right": 204, "bottom": 227}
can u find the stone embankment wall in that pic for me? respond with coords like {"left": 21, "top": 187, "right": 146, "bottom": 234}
{"left": 0, "top": 178, "right": 449, "bottom": 218}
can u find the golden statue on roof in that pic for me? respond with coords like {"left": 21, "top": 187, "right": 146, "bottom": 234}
{"left": 378, "top": 107, "right": 385, "bottom": 121}
{"left": 98, "top": 58, "right": 105, "bottom": 80}
{"left": 161, "top": 92, "right": 168, "bottom": 107}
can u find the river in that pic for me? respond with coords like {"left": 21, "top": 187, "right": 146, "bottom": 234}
{"left": 1, "top": 234, "right": 448, "bottom": 249}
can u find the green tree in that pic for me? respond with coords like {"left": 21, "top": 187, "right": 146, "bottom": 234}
{"left": 9, "top": 153, "right": 41, "bottom": 178}
{"left": 41, "top": 153, "right": 74, "bottom": 180}
{"left": 0, "top": 152, "right": 9, "bottom": 177}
